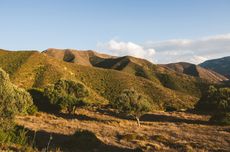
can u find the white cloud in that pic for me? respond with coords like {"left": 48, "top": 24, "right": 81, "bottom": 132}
{"left": 97, "top": 40, "right": 156, "bottom": 62}
{"left": 97, "top": 33, "right": 230, "bottom": 64}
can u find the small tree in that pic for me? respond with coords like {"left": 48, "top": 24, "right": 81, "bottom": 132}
{"left": 112, "top": 89, "right": 151, "bottom": 126}
{"left": 196, "top": 85, "right": 230, "bottom": 125}
{"left": 196, "top": 85, "right": 230, "bottom": 112}
{"left": 59, "top": 95, "right": 87, "bottom": 114}
{"left": 44, "top": 79, "right": 89, "bottom": 114}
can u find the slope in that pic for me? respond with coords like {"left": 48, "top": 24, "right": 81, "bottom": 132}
{"left": 43, "top": 48, "right": 113, "bottom": 66}
{"left": 44, "top": 49, "right": 210, "bottom": 98}
{"left": 200, "top": 56, "right": 230, "bottom": 79}
{"left": 0, "top": 49, "right": 200, "bottom": 110}
{"left": 162, "top": 62, "right": 228, "bottom": 83}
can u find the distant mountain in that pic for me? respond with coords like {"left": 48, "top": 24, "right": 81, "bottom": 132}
{"left": 199, "top": 56, "right": 230, "bottom": 79}
{"left": 162, "top": 62, "right": 228, "bottom": 83}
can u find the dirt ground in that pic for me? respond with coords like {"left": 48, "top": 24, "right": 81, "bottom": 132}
{"left": 15, "top": 109, "right": 230, "bottom": 152}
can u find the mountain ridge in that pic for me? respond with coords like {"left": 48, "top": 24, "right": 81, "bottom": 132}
{"left": 42, "top": 48, "right": 228, "bottom": 83}
{"left": 199, "top": 56, "right": 230, "bottom": 79}
{"left": 162, "top": 62, "right": 228, "bottom": 82}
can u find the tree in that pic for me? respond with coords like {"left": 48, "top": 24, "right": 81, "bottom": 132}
{"left": 112, "top": 89, "right": 151, "bottom": 126}
{"left": 44, "top": 79, "right": 89, "bottom": 114}
{"left": 196, "top": 85, "right": 230, "bottom": 112}
{"left": 195, "top": 85, "right": 230, "bottom": 125}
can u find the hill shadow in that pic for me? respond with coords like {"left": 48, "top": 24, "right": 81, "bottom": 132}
{"left": 140, "top": 113, "right": 210, "bottom": 125}
{"left": 53, "top": 112, "right": 119, "bottom": 124}
{"left": 26, "top": 129, "right": 140, "bottom": 152}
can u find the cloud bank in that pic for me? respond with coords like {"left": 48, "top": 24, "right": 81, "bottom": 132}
{"left": 97, "top": 33, "right": 230, "bottom": 64}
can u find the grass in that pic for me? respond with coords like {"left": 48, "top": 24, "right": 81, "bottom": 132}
{"left": 15, "top": 108, "right": 230, "bottom": 152}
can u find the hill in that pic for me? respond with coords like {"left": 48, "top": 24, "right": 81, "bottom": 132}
{"left": 0, "top": 49, "right": 206, "bottom": 110}
{"left": 200, "top": 56, "right": 230, "bottom": 78}
{"left": 43, "top": 48, "right": 113, "bottom": 66}
{"left": 44, "top": 49, "right": 212, "bottom": 97}
{"left": 162, "top": 62, "right": 228, "bottom": 83}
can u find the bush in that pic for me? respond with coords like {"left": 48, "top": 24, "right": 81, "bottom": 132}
{"left": 0, "top": 68, "right": 33, "bottom": 118}
{"left": 196, "top": 85, "right": 230, "bottom": 112}
{"left": 26, "top": 105, "right": 38, "bottom": 115}
{"left": 195, "top": 85, "right": 230, "bottom": 125}
{"left": 209, "top": 112, "right": 230, "bottom": 125}
{"left": 0, "top": 68, "right": 34, "bottom": 148}
{"left": 44, "top": 79, "right": 89, "bottom": 114}
{"left": 28, "top": 88, "right": 58, "bottom": 112}
{"left": 112, "top": 88, "right": 151, "bottom": 126}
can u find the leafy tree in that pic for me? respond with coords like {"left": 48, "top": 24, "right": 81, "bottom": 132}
{"left": 196, "top": 85, "right": 230, "bottom": 112}
{"left": 196, "top": 85, "right": 230, "bottom": 125}
{"left": 44, "top": 79, "right": 89, "bottom": 114}
{"left": 112, "top": 89, "right": 151, "bottom": 126}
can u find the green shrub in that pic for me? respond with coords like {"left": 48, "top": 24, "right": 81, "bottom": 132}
{"left": 28, "top": 88, "right": 56, "bottom": 112}
{"left": 0, "top": 123, "right": 28, "bottom": 145}
{"left": 196, "top": 86, "right": 230, "bottom": 112}
{"left": 209, "top": 112, "right": 230, "bottom": 125}
{"left": 112, "top": 88, "right": 151, "bottom": 126}
{"left": 195, "top": 85, "right": 230, "bottom": 125}
{"left": 0, "top": 68, "right": 33, "bottom": 148}
{"left": 0, "top": 68, "right": 33, "bottom": 118}
{"left": 44, "top": 79, "right": 89, "bottom": 114}
{"left": 27, "top": 105, "right": 38, "bottom": 115}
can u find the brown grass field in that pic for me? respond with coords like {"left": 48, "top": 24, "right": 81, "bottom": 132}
{"left": 15, "top": 109, "right": 230, "bottom": 152}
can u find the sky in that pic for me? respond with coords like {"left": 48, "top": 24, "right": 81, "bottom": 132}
{"left": 0, "top": 0, "right": 230, "bottom": 64}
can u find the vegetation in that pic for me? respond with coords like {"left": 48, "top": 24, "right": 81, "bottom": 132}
{"left": 44, "top": 79, "right": 89, "bottom": 114}
{"left": 196, "top": 86, "right": 230, "bottom": 112}
{"left": 196, "top": 85, "right": 230, "bottom": 125}
{"left": 0, "top": 68, "right": 34, "bottom": 149}
{"left": 209, "top": 112, "right": 230, "bottom": 125}
{"left": 0, "top": 68, "right": 33, "bottom": 118}
{"left": 112, "top": 89, "right": 151, "bottom": 126}
{"left": 0, "top": 49, "right": 202, "bottom": 111}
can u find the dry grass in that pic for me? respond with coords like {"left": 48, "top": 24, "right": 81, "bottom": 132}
{"left": 15, "top": 109, "right": 230, "bottom": 152}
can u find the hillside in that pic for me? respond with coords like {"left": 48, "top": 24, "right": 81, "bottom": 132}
{"left": 162, "top": 62, "right": 228, "bottom": 83}
{"left": 200, "top": 56, "right": 230, "bottom": 79}
{"left": 0, "top": 49, "right": 229, "bottom": 152}
{"left": 44, "top": 49, "right": 211, "bottom": 97}
{"left": 43, "top": 48, "right": 113, "bottom": 66}
{"left": 0, "top": 49, "right": 206, "bottom": 110}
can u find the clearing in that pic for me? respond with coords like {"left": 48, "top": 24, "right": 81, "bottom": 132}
{"left": 15, "top": 109, "right": 230, "bottom": 152}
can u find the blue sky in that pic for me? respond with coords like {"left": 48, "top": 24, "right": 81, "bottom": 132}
{"left": 0, "top": 0, "right": 230, "bottom": 63}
